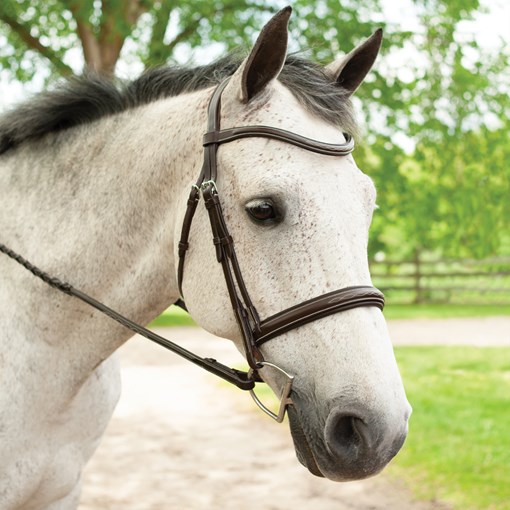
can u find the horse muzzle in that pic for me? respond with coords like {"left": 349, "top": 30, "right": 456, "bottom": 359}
{"left": 287, "top": 394, "right": 411, "bottom": 481}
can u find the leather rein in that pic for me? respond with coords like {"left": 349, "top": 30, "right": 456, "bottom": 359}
{"left": 0, "top": 78, "right": 385, "bottom": 423}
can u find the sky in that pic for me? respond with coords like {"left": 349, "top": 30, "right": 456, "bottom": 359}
{"left": 383, "top": 0, "right": 510, "bottom": 49}
{"left": 0, "top": 0, "right": 509, "bottom": 111}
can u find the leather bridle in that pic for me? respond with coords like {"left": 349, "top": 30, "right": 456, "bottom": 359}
{"left": 0, "top": 78, "right": 385, "bottom": 423}
{"left": 176, "top": 78, "right": 385, "bottom": 420}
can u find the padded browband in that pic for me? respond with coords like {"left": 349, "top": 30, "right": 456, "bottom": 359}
{"left": 203, "top": 127, "right": 354, "bottom": 156}
{"left": 255, "top": 286, "right": 385, "bottom": 345}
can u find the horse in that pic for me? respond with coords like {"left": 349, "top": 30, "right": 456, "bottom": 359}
{"left": 0, "top": 7, "right": 411, "bottom": 509}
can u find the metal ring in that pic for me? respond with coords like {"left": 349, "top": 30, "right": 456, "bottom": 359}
{"left": 255, "top": 361, "right": 294, "bottom": 379}
{"left": 248, "top": 361, "right": 294, "bottom": 423}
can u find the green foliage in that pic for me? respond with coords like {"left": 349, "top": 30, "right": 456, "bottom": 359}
{"left": 360, "top": 0, "right": 510, "bottom": 260}
{"left": 1, "top": 0, "right": 509, "bottom": 260}
{"left": 369, "top": 122, "right": 510, "bottom": 260}
{"left": 392, "top": 346, "right": 510, "bottom": 509}
{"left": 0, "top": 0, "right": 75, "bottom": 80}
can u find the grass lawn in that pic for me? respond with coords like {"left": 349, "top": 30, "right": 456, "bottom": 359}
{"left": 149, "top": 305, "right": 196, "bottom": 327}
{"left": 390, "top": 346, "right": 510, "bottom": 510}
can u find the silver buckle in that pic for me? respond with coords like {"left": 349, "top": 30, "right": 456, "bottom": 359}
{"left": 200, "top": 179, "right": 217, "bottom": 192}
{"left": 248, "top": 362, "right": 294, "bottom": 423}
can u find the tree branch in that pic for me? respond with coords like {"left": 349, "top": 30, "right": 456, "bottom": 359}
{"left": 144, "top": 16, "right": 202, "bottom": 69}
{"left": 76, "top": 18, "right": 101, "bottom": 70}
{"left": 165, "top": 19, "right": 201, "bottom": 56}
{"left": 98, "top": 0, "right": 146, "bottom": 75}
{"left": 60, "top": 0, "right": 102, "bottom": 71}
{"left": 144, "top": 1, "right": 173, "bottom": 68}
{"left": 0, "top": 13, "right": 74, "bottom": 76}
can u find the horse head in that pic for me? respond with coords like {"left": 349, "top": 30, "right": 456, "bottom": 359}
{"left": 179, "top": 7, "right": 411, "bottom": 481}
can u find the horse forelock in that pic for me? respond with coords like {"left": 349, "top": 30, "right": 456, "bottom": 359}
{"left": 0, "top": 54, "right": 359, "bottom": 156}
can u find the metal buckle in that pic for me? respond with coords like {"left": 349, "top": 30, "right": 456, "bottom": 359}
{"left": 248, "top": 362, "right": 294, "bottom": 423}
{"left": 200, "top": 180, "right": 217, "bottom": 192}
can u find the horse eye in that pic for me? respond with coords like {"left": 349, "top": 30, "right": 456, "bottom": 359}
{"left": 245, "top": 199, "right": 281, "bottom": 224}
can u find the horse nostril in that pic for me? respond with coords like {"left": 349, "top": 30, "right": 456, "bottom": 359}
{"left": 324, "top": 407, "right": 408, "bottom": 477}
{"left": 325, "top": 413, "right": 369, "bottom": 459}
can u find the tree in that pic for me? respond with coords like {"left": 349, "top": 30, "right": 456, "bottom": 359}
{"left": 0, "top": 0, "right": 270, "bottom": 78}
{"left": 361, "top": 0, "right": 510, "bottom": 259}
{"left": 1, "top": 0, "right": 509, "bottom": 259}
{"left": 0, "top": 0, "right": 392, "bottom": 77}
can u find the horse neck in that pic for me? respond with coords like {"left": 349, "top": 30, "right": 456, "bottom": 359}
{"left": 0, "top": 89, "right": 208, "bottom": 371}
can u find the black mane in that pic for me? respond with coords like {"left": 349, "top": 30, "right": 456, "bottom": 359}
{"left": 0, "top": 54, "right": 358, "bottom": 154}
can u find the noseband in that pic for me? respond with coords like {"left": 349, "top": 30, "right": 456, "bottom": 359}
{"left": 177, "top": 78, "right": 385, "bottom": 420}
{"left": 0, "top": 78, "right": 385, "bottom": 424}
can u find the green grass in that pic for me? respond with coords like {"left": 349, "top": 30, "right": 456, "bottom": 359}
{"left": 149, "top": 305, "right": 196, "bottom": 327}
{"left": 383, "top": 303, "right": 510, "bottom": 319}
{"left": 149, "top": 303, "right": 509, "bottom": 328}
{"left": 390, "top": 346, "right": 510, "bottom": 510}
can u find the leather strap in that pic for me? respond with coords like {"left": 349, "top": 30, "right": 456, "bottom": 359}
{"left": 177, "top": 186, "right": 200, "bottom": 295}
{"left": 0, "top": 241, "right": 255, "bottom": 390}
{"left": 203, "top": 127, "right": 354, "bottom": 156}
{"left": 202, "top": 183, "right": 262, "bottom": 369}
{"left": 255, "top": 286, "right": 384, "bottom": 345}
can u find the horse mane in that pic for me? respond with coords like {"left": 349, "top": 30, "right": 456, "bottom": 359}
{"left": 0, "top": 54, "right": 358, "bottom": 155}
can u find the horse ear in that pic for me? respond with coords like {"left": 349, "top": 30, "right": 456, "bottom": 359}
{"left": 326, "top": 29, "right": 383, "bottom": 96}
{"left": 228, "top": 7, "right": 291, "bottom": 103}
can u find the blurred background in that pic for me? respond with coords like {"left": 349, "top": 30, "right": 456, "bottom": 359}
{"left": 1, "top": 0, "right": 509, "bottom": 306}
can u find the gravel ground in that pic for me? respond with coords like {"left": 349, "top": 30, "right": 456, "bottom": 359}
{"left": 80, "top": 317, "right": 509, "bottom": 510}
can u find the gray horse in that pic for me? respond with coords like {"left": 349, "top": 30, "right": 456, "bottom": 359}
{"left": 0, "top": 8, "right": 410, "bottom": 509}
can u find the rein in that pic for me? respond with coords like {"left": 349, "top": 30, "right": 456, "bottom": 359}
{"left": 1, "top": 78, "right": 384, "bottom": 422}
{"left": 0, "top": 242, "right": 254, "bottom": 391}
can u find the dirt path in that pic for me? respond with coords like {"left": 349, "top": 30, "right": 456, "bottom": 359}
{"left": 388, "top": 316, "right": 510, "bottom": 346}
{"left": 80, "top": 318, "right": 509, "bottom": 509}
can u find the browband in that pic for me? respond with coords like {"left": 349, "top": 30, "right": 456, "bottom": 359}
{"left": 203, "top": 127, "right": 354, "bottom": 156}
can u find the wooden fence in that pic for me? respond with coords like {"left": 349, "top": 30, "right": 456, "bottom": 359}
{"left": 369, "top": 255, "right": 510, "bottom": 305}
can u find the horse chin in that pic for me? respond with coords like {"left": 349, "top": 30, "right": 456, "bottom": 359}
{"left": 287, "top": 406, "right": 325, "bottom": 478}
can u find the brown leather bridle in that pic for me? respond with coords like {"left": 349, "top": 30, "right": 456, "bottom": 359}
{"left": 176, "top": 78, "right": 385, "bottom": 420}
{"left": 0, "top": 78, "right": 385, "bottom": 423}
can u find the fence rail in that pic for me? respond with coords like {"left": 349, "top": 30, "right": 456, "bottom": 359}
{"left": 369, "top": 255, "right": 510, "bottom": 305}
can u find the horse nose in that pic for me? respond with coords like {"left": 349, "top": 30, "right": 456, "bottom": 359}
{"left": 324, "top": 407, "right": 408, "bottom": 477}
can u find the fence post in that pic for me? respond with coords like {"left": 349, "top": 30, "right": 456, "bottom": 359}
{"left": 413, "top": 249, "right": 423, "bottom": 304}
